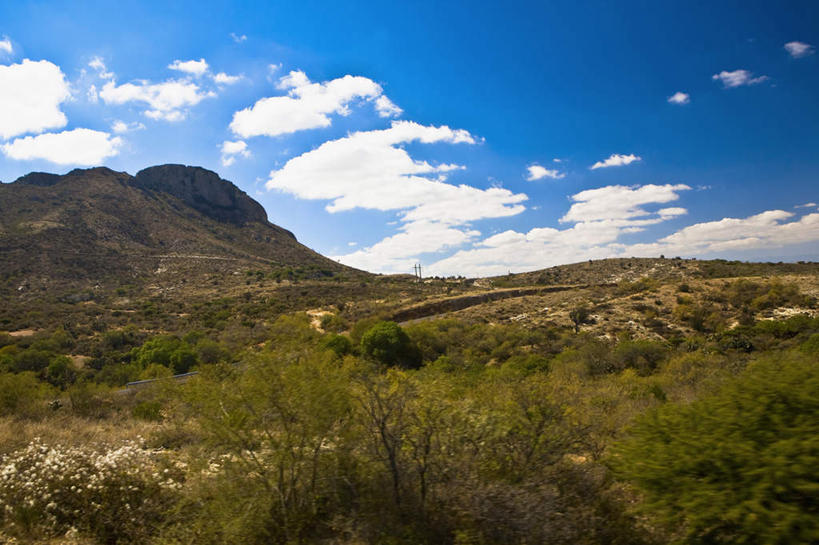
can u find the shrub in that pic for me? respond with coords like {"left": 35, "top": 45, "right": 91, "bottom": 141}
{"left": 132, "top": 335, "right": 199, "bottom": 375}
{"left": 612, "top": 340, "right": 668, "bottom": 375}
{"left": 132, "top": 400, "right": 164, "bottom": 421}
{"left": 321, "top": 333, "right": 353, "bottom": 357}
{"left": 801, "top": 332, "right": 819, "bottom": 355}
{"left": 610, "top": 352, "right": 819, "bottom": 544}
{"left": 0, "top": 439, "right": 181, "bottom": 543}
{"left": 0, "top": 372, "right": 54, "bottom": 417}
{"left": 360, "top": 321, "right": 422, "bottom": 369}
{"left": 320, "top": 312, "right": 349, "bottom": 333}
{"left": 569, "top": 305, "right": 592, "bottom": 333}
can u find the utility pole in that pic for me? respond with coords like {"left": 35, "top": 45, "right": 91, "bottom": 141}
{"left": 413, "top": 263, "right": 422, "bottom": 282}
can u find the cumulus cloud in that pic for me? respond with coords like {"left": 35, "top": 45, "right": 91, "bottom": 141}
{"left": 590, "top": 153, "right": 641, "bottom": 170}
{"left": 213, "top": 72, "right": 242, "bottom": 85}
{"left": 784, "top": 41, "right": 814, "bottom": 58}
{"left": 0, "top": 37, "right": 12, "bottom": 55}
{"left": 168, "top": 58, "right": 209, "bottom": 77}
{"left": 269, "top": 121, "right": 527, "bottom": 272}
{"left": 1, "top": 128, "right": 121, "bottom": 165}
{"left": 526, "top": 164, "right": 565, "bottom": 180}
{"left": 0, "top": 59, "right": 70, "bottom": 140}
{"left": 375, "top": 95, "right": 403, "bottom": 117}
{"left": 795, "top": 202, "right": 817, "bottom": 209}
{"left": 335, "top": 220, "right": 481, "bottom": 272}
{"left": 111, "top": 120, "right": 145, "bottom": 133}
{"left": 427, "top": 183, "right": 691, "bottom": 276}
{"left": 629, "top": 210, "right": 819, "bottom": 256}
{"left": 220, "top": 139, "right": 250, "bottom": 166}
{"left": 100, "top": 78, "right": 213, "bottom": 121}
{"left": 425, "top": 185, "right": 818, "bottom": 277}
{"left": 230, "top": 70, "right": 402, "bottom": 138}
{"left": 561, "top": 184, "right": 690, "bottom": 223}
{"left": 267, "top": 120, "right": 523, "bottom": 220}
{"left": 667, "top": 91, "right": 690, "bottom": 105}
{"left": 712, "top": 69, "right": 768, "bottom": 88}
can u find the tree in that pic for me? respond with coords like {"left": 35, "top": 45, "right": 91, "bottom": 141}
{"left": 569, "top": 305, "right": 592, "bottom": 334}
{"left": 360, "top": 321, "right": 422, "bottom": 369}
{"left": 610, "top": 352, "right": 819, "bottom": 544}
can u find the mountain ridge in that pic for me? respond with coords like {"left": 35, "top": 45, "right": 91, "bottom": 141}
{"left": 0, "top": 164, "right": 356, "bottom": 297}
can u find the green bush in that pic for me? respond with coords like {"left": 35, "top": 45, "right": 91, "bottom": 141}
{"left": 321, "top": 333, "right": 353, "bottom": 357}
{"left": 610, "top": 352, "right": 819, "bottom": 544}
{"left": 0, "top": 372, "right": 54, "bottom": 417}
{"left": 612, "top": 340, "right": 669, "bottom": 375}
{"left": 132, "top": 335, "right": 199, "bottom": 375}
{"left": 360, "top": 321, "right": 422, "bottom": 369}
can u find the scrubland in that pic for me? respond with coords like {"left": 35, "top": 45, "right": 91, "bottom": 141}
{"left": 1, "top": 265, "right": 817, "bottom": 544}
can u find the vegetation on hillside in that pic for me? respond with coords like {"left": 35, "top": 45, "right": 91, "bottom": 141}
{"left": 0, "top": 267, "right": 817, "bottom": 544}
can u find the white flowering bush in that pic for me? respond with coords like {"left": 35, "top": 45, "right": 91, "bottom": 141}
{"left": 0, "top": 439, "right": 182, "bottom": 544}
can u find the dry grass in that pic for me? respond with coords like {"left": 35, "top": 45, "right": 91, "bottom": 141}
{"left": 0, "top": 413, "right": 161, "bottom": 456}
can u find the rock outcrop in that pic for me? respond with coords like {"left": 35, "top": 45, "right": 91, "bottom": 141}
{"left": 133, "top": 164, "right": 271, "bottom": 227}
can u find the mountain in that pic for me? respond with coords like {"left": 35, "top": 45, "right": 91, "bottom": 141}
{"left": 0, "top": 164, "right": 356, "bottom": 297}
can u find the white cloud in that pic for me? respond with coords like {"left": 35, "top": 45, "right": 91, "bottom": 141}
{"left": 100, "top": 78, "right": 212, "bottom": 122}
{"left": 111, "top": 120, "right": 145, "bottom": 133}
{"left": 0, "top": 59, "right": 70, "bottom": 139}
{"left": 712, "top": 69, "right": 768, "bottom": 88}
{"left": 590, "top": 153, "right": 641, "bottom": 170}
{"left": 2, "top": 128, "right": 121, "bottom": 165}
{"left": 267, "top": 120, "right": 523, "bottom": 221}
{"left": 268, "top": 63, "right": 282, "bottom": 75}
{"left": 658, "top": 207, "right": 687, "bottom": 218}
{"left": 784, "top": 41, "right": 814, "bottom": 58}
{"left": 667, "top": 91, "right": 690, "bottom": 105}
{"left": 428, "top": 219, "right": 641, "bottom": 277}
{"left": 375, "top": 95, "right": 403, "bottom": 117}
{"left": 334, "top": 220, "right": 481, "bottom": 272}
{"left": 88, "top": 56, "right": 114, "bottom": 79}
{"left": 230, "top": 32, "right": 247, "bottom": 43}
{"left": 168, "top": 58, "right": 209, "bottom": 77}
{"left": 230, "top": 70, "right": 402, "bottom": 138}
{"left": 561, "top": 184, "right": 690, "bottom": 223}
{"left": 213, "top": 72, "right": 242, "bottom": 85}
{"left": 526, "top": 164, "right": 565, "bottom": 181}
{"left": 425, "top": 185, "right": 818, "bottom": 277}
{"left": 220, "top": 139, "right": 250, "bottom": 166}
{"left": 629, "top": 210, "right": 819, "bottom": 256}
{"left": 0, "top": 37, "right": 12, "bottom": 55}
{"left": 795, "top": 202, "right": 817, "bottom": 209}
{"left": 270, "top": 121, "right": 527, "bottom": 273}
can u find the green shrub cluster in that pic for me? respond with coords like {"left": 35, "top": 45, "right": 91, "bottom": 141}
{"left": 610, "top": 351, "right": 819, "bottom": 544}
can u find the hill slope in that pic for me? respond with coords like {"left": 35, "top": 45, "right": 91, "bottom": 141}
{"left": 0, "top": 165, "right": 354, "bottom": 297}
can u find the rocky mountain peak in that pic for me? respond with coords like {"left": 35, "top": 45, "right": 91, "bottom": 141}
{"left": 133, "top": 164, "right": 269, "bottom": 226}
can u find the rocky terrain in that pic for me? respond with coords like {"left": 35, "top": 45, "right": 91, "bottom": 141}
{"left": 0, "top": 165, "right": 356, "bottom": 301}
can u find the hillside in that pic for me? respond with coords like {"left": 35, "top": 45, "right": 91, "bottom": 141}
{"left": 0, "top": 165, "right": 356, "bottom": 301}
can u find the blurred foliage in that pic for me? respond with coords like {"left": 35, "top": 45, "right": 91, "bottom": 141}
{"left": 610, "top": 351, "right": 819, "bottom": 544}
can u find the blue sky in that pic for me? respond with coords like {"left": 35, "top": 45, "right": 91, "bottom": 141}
{"left": 1, "top": 0, "right": 817, "bottom": 276}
